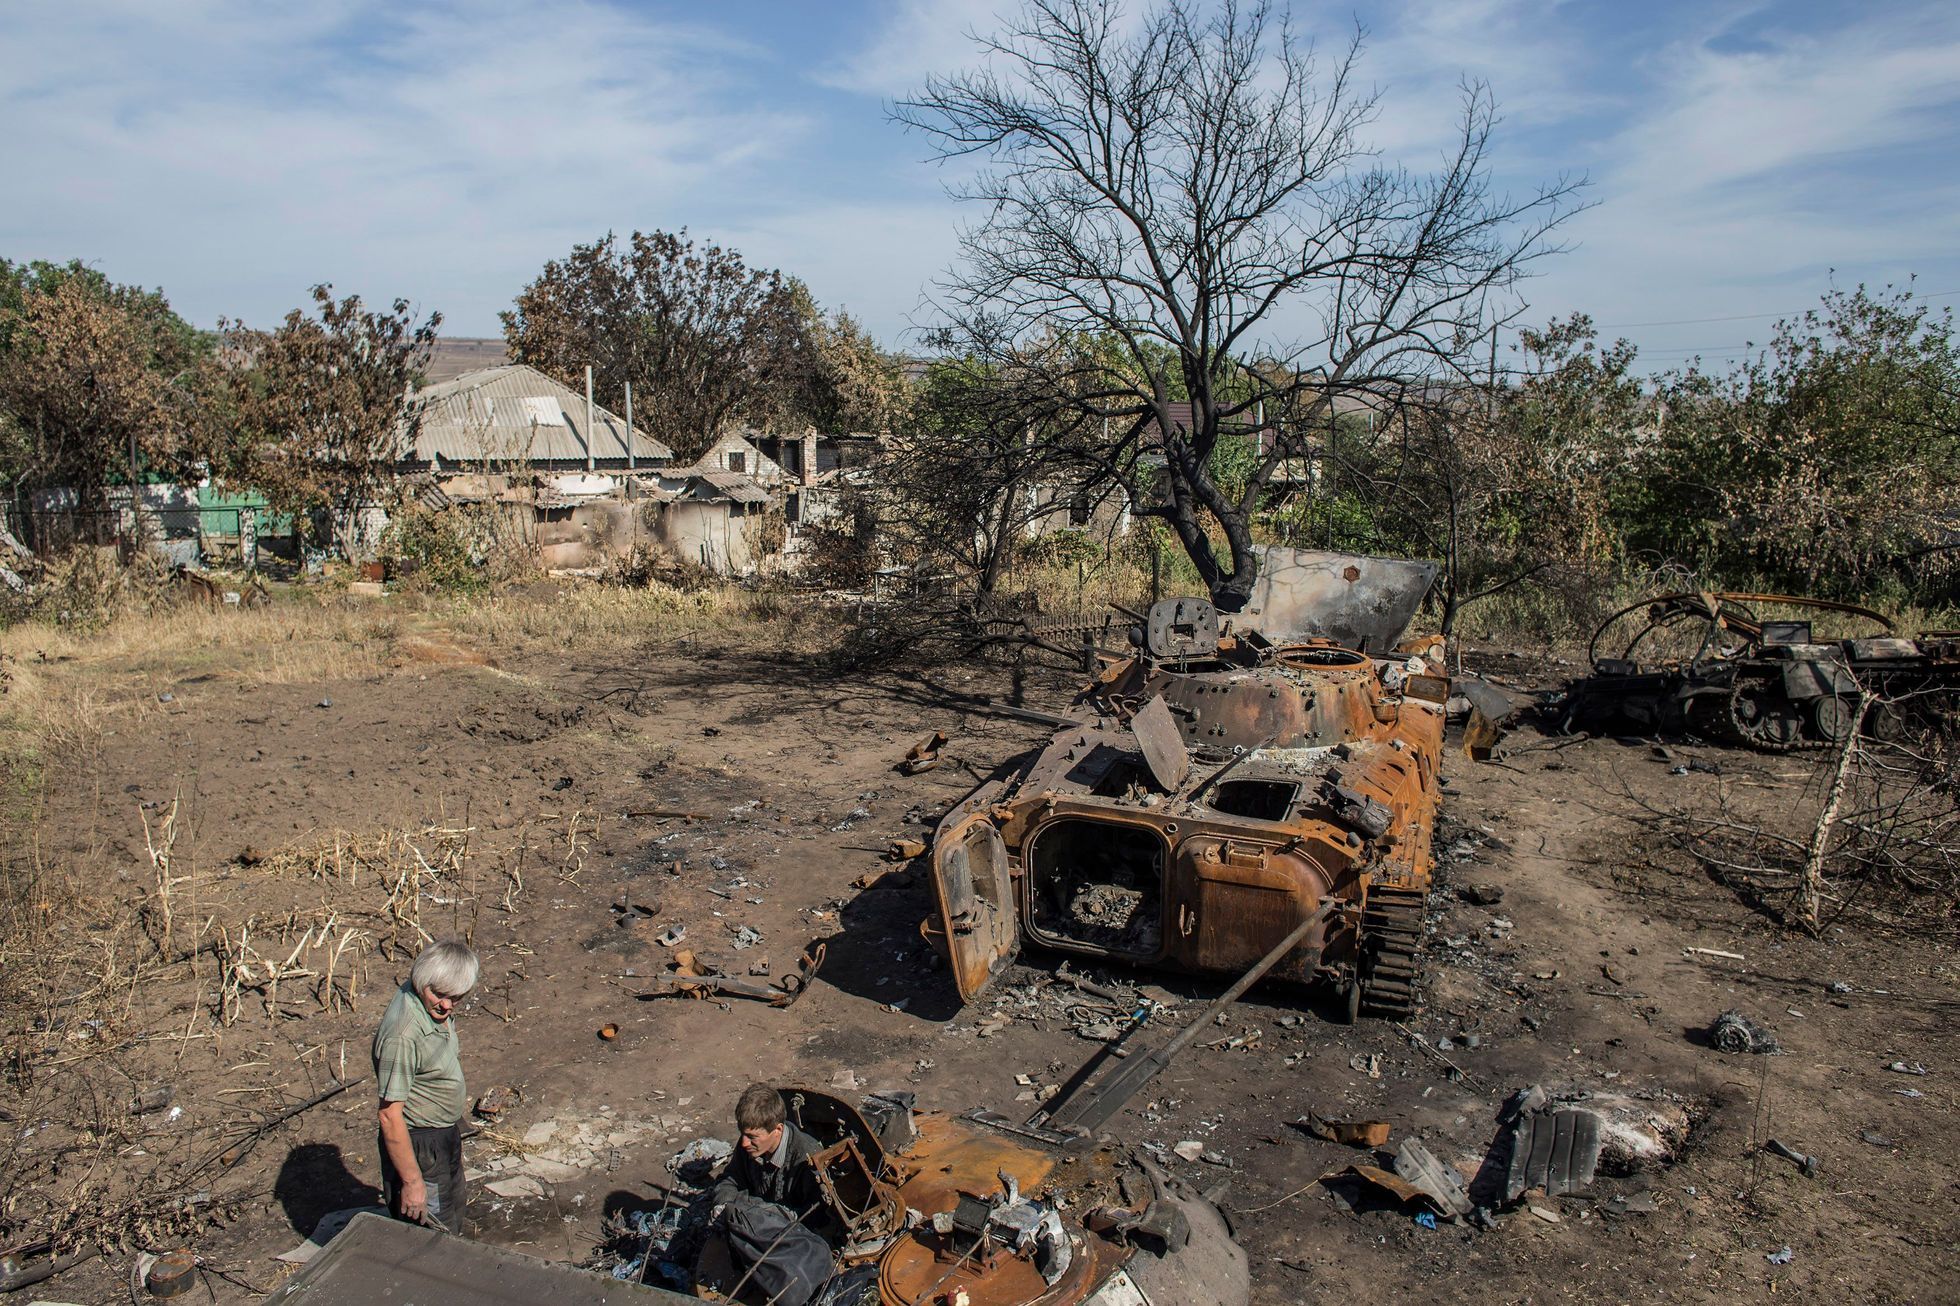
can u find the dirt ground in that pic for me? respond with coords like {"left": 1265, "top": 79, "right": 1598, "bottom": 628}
{"left": 5, "top": 600, "right": 1956, "bottom": 1304}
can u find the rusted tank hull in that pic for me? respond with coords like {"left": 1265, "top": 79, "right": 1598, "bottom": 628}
{"left": 929, "top": 605, "right": 1449, "bottom": 1019}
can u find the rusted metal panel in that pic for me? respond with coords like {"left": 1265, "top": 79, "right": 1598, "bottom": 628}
{"left": 1243, "top": 548, "right": 1439, "bottom": 652}
{"left": 1129, "top": 694, "right": 1190, "bottom": 791}
{"left": 927, "top": 814, "right": 1018, "bottom": 1002}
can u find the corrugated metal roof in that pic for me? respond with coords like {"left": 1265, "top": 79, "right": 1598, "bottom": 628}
{"left": 690, "top": 470, "right": 772, "bottom": 504}
{"left": 408, "top": 365, "right": 674, "bottom": 466}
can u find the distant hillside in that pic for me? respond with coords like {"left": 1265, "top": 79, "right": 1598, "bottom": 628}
{"left": 420, "top": 337, "right": 510, "bottom": 385}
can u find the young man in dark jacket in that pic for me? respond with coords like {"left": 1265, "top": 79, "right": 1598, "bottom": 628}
{"left": 714, "top": 1083, "right": 823, "bottom": 1213}
{"left": 696, "top": 1084, "right": 837, "bottom": 1301}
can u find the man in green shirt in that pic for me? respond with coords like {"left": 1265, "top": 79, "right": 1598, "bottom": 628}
{"left": 373, "top": 938, "right": 478, "bottom": 1233}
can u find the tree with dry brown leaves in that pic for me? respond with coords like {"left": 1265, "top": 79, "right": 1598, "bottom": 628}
{"left": 0, "top": 260, "right": 211, "bottom": 532}
{"left": 501, "top": 230, "right": 820, "bottom": 464}
{"left": 222, "top": 285, "right": 439, "bottom": 559}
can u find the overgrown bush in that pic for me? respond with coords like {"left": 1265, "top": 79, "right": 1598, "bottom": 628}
{"left": 378, "top": 504, "right": 508, "bottom": 593}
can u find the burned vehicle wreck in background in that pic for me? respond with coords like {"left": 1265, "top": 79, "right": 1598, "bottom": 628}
{"left": 1559, "top": 591, "right": 1960, "bottom": 752}
{"left": 926, "top": 553, "right": 1451, "bottom": 1022}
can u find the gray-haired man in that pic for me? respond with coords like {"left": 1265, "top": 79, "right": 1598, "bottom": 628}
{"left": 373, "top": 938, "right": 478, "bottom": 1233}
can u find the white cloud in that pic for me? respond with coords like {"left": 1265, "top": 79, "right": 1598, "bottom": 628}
{"left": 1530, "top": 2, "right": 1960, "bottom": 360}
{"left": 815, "top": 0, "right": 1013, "bottom": 97}
{"left": 0, "top": 1, "right": 808, "bottom": 331}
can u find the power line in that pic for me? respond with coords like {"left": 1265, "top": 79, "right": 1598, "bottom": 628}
{"left": 1596, "top": 288, "right": 1960, "bottom": 330}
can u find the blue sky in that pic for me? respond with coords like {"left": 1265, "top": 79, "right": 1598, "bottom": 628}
{"left": 3, "top": 0, "right": 1957, "bottom": 370}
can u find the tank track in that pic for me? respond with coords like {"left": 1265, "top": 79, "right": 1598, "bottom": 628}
{"left": 1716, "top": 675, "right": 1827, "bottom": 754}
{"left": 1357, "top": 884, "right": 1428, "bottom": 1019}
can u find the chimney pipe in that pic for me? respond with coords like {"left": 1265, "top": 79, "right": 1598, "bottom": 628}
{"left": 625, "top": 381, "right": 635, "bottom": 472}
{"left": 584, "top": 365, "right": 595, "bottom": 473}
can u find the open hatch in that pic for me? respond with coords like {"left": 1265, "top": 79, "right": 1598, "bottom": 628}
{"left": 928, "top": 812, "right": 1018, "bottom": 1001}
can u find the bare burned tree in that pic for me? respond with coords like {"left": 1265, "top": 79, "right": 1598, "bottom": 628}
{"left": 898, "top": 0, "right": 1584, "bottom": 610}
{"left": 1666, "top": 689, "right": 1960, "bottom": 938}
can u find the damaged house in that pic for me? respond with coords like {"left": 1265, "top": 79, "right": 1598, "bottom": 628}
{"left": 395, "top": 364, "right": 676, "bottom": 570}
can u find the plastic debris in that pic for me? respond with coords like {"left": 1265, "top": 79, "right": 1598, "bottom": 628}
{"left": 1885, "top": 1061, "right": 1929, "bottom": 1076}
{"left": 1767, "top": 1246, "right": 1794, "bottom": 1265}
{"left": 1173, "top": 1141, "right": 1205, "bottom": 1162}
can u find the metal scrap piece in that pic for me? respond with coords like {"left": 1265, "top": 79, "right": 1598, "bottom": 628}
{"left": 1710, "top": 1009, "right": 1782, "bottom": 1054}
{"left": 1391, "top": 1138, "right": 1474, "bottom": 1218}
{"left": 1504, "top": 1105, "right": 1603, "bottom": 1201}
{"left": 1131, "top": 694, "right": 1191, "bottom": 792}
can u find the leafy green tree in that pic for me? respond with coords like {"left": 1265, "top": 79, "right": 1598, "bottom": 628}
{"left": 502, "top": 230, "right": 815, "bottom": 463}
{"left": 1642, "top": 285, "right": 1960, "bottom": 598}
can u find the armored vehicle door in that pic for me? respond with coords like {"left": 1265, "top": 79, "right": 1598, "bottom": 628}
{"left": 927, "top": 813, "right": 1019, "bottom": 1002}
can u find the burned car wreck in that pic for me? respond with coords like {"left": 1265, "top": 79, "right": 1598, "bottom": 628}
{"left": 1559, "top": 591, "right": 1960, "bottom": 752}
{"left": 926, "top": 556, "right": 1451, "bottom": 1023}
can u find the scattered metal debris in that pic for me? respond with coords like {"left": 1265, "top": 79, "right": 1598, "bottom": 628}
{"left": 1390, "top": 1139, "right": 1475, "bottom": 1219}
{"left": 473, "top": 1085, "right": 521, "bottom": 1120}
{"left": 1298, "top": 1113, "right": 1391, "bottom": 1147}
{"left": 1710, "top": 1009, "right": 1782, "bottom": 1054}
{"left": 1501, "top": 1087, "right": 1604, "bottom": 1201}
{"left": 1763, "top": 1138, "right": 1818, "bottom": 1178}
{"left": 900, "top": 730, "right": 948, "bottom": 774}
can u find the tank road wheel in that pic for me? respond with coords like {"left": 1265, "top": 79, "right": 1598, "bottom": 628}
{"left": 1356, "top": 886, "right": 1427, "bottom": 1019}
{"left": 1808, "top": 691, "right": 1860, "bottom": 744}
{"left": 1725, "top": 677, "right": 1804, "bottom": 752}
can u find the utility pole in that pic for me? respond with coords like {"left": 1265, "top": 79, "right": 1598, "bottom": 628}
{"left": 584, "top": 365, "right": 596, "bottom": 473}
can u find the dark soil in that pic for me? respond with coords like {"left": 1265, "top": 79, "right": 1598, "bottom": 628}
{"left": 8, "top": 618, "right": 1956, "bottom": 1303}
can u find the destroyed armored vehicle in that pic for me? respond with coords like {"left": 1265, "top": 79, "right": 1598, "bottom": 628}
{"left": 1560, "top": 591, "right": 1960, "bottom": 752}
{"left": 269, "top": 1086, "right": 1248, "bottom": 1306}
{"left": 926, "top": 553, "right": 1450, "bottom": 1022}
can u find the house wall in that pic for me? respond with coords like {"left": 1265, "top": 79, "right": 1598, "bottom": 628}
{"left": 533, "top": 498, "right": 644, "bottom": 569}
{"left": 657, "top": 500, "right": 755, "bottom": 574}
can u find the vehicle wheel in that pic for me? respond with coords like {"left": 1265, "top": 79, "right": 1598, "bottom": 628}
{"left": 1726, "top": 678, "right": 1803, "bottom": 751}
{"left": 1808, "top": 692, "right": 1860, "bottom": 743}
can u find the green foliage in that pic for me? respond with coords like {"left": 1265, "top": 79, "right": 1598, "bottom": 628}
{"left": 1636, "top": 285, "right": 1960, "bottom": 599}
{"left": 220, "top": 285, "right": 439, "bottom": 559}
{"left": 1017, "top": 527, "right": 1102, "bottom": 569}
{"left": 380, "top": 503, "right": 487, "bottom": 594}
